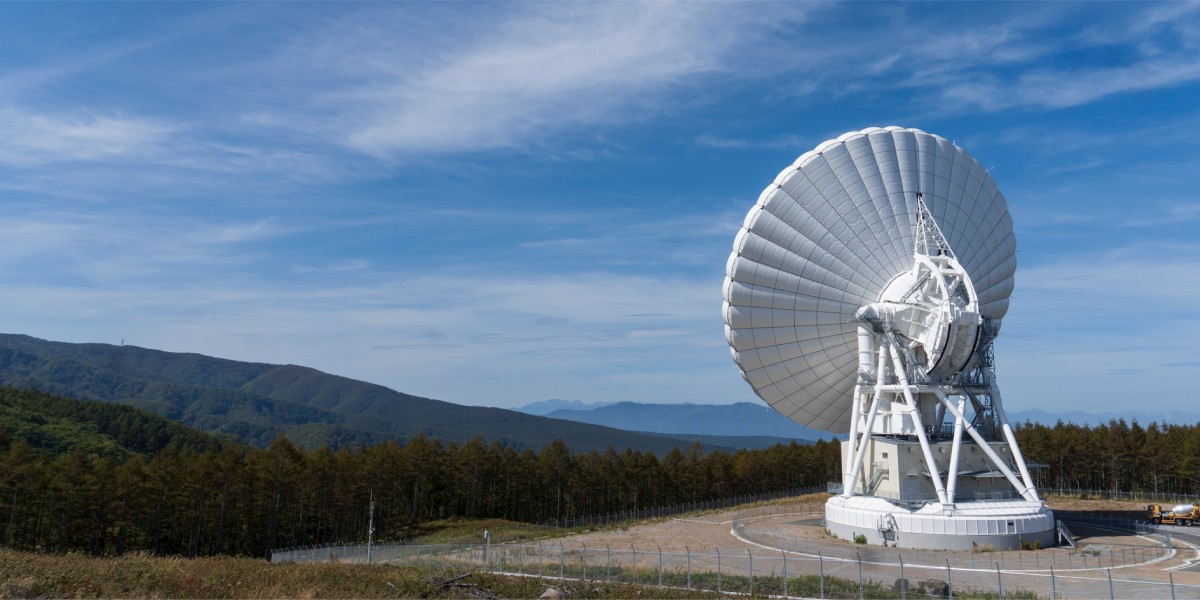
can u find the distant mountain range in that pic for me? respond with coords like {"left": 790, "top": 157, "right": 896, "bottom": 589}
{"left": 0, "top": 334, "right": 804, "bottom": 454}
{"left": 516, "top": 399, "right": 618, "bottom": 416}
{"left": 515, "top": 401, "right": 1200, "bottom": 437}
{"left": 3, "top": 332, "right": 1174, "bottom": 457}
{"left": 518, "top": 400, "right": 834, "bottom": 441}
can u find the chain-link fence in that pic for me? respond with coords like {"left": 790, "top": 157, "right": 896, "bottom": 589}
{"left": 541, "top": 485, "right": 826, "bottom": 529}
{"left": 272, "top": 488, "right": 1200, "bottom": 598}
{"left": 1039, "top": 487, "right": 1198, "bottom": 506}
{"left": 272, "top": 537, "right": 1199, "bottom": 599}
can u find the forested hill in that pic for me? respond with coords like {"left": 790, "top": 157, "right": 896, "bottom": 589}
{"left": 0, "top": 334, "right": 741, "bottom": 454}
{"left": 0, "top": 386, "right": 230, "bottom": 458}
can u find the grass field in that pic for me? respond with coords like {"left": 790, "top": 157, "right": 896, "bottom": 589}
{"left": 0, "top": 549, "right": 728, "bottom": 599}
{"left": 1, "top": 547, "right": 1041, "bottom": 599}
{"left": 395, "top": 516, "right": 578, "bottom": 545}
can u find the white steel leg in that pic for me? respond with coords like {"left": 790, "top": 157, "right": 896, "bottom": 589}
{"left": 888, "top": 340, "right": 948, "bottom": 505}
{"left": 935, "top": 393, "right": 1037, "bottom": 501}
{"left": 988, "top": 377, "right": 1040, "bottom": 501}
{"left": 944, "top": 394, "right": 965, "bottom": 505}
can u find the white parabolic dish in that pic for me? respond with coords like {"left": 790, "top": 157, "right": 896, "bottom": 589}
{"left": 722, "top": 126, "right": 1016, "bottom": 434}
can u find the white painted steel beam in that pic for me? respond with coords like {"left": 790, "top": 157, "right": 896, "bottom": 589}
{"left": 887, "top": 338, "right": 948, "bottom": 505}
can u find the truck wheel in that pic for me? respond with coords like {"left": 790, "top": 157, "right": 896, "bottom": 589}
{"left": 1153, "top": 518, "right": 1161, "bottom": 524}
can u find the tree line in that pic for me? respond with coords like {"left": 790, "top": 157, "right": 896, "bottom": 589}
{"left": 0, "top": 387, "right": 840, "bottom": 558}
{"left": 4, "top": 384, "right": 1200, "bottom": 560}
{"left": 1017, "top": 418, "right": 1200, "bottom": 496}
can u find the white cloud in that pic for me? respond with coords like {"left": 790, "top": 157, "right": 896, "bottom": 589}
{"left": 999, "top": 246, "right": 1200, "bottom": 413}
{"left": 945, "top": 57, "right": 1200, "bottom": 112}
{"left": 0, "top": 213, "right": 295, "bottom": 283}
{"left": 0, "top": 107, "right": 177, "bottom": 166}
{"left": 0, "top": 269, "right": 742, "bottom": 407}
{"left": 292, "top": 259, "right": 370, "bottom": 275}
{"left": 694, "top": 133, "right": 814, "bottom": 151}
{"left": 255, "top": 3, "right": 787, "bottom": 157}
{"left": 934, "top": 5, "right": 1200, "bottom": 112}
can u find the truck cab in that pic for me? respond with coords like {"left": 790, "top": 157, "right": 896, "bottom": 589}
{"left": 1148, "top": 503, "right": 1200, "bottom": 526}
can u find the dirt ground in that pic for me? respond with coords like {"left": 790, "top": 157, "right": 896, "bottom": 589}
{"left": 536, "top": 495, "right": 1200, "bottom": 591}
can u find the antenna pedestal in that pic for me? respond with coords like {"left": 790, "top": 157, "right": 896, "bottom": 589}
{"left": 830, "top": 199, "right": 1052, "bottom": 549}
{"left": 826, "top": 494, "right": 1054, "bottom": 550}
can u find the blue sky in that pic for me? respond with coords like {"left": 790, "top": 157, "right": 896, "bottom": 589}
{"left": 1, "top": 2, "right": 1198, "bottom": 417}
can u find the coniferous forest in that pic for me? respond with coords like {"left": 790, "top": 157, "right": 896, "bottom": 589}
{"left": 0, "top": 387, "right": 840, "bottom": 558}
{"left": 1, "top": 385, "right": 1197, "bottom": 559}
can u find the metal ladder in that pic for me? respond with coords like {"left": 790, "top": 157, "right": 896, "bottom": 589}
{"left": 1056, "top": 520, "right": 1077, "bottom": 549}
{"left": 868, "top": 462, "right": 889, "bottom": 495}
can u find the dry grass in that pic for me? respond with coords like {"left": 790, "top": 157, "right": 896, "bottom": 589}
{"left": 0, "top": 549, "right": 723, "bottom": 599}
{"left": 399, "top": 517, "right": 572, "bottom": 545}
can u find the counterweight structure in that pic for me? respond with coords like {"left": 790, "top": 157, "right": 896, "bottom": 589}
{"left": 723, "top": 127, "right": 1053, "bottom": 549}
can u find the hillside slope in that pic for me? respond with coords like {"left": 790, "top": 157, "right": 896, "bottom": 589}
{"left": 0, "top": 386, "right": 230, "bottom": 458}
{"left": 0, "top": 334, "right": 745, "bottom": 453}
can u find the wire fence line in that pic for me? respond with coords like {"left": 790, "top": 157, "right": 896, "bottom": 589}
{"left": 268, "top": 486, "right": 828, "bottom": 551}
{"left": 272, "top": 503, "right": 1198, "bottom": 598}
{"left": 536, "top": 484, "right": 1195, "bottom": 535}
{"left": 272, "top": 537, "right": 1200, "bottom": 599}
{"left": 269, "top": 485, "right": 1176, "bottom": 553}
{"left": 1039, "top": 487, "right": 1200, "bottom": 506}
{"left": 540, "top": 485, "right": 828, "bottom": 530}
{"left": 271, "top": 487, "right": 1200, "bottom": 598}
{"left": 548, "top": 484, "right": 1193, "bottom": 530}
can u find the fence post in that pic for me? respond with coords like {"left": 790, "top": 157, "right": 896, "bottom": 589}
{"left": 748, "top": 548, "right": 753, "bottom": 596}
{"left": 1170, "top": 571, "right": 1176, "bottom": 600}
{"left": 606, "top": 544, "right": 611, "bottom": 583}
{"left": 658, "top": 545, "right": 663, "bottom": 587}
{"left": 559, "top": 544, "right": 564, "bottom": 579}
{"left": 686, "top": 546, "right": 692, "bottom": 590}
{"left": 819, "top": 551, "right": 825, "bottom": 600}
{"left": 783, "top": 550, "right": 788, "bottom": 599}
{"left": 1050, "top": 564, "right": 1056, "bottom": 600}
{"left": 857, "top": 552, "right": 864, "bottom": 600}
{"left": 583, "top": 543, "right": 588, "bottom": 580}
{"left": 899, "top": 554, "right": 906, "bottom": 600}
{"left": 946, "top": 558, "right": 952, "bottom": 600}
{"left": 1107, "top": 568, "right": 1113, "bottom": 600}
{"left": 717, "top": 548, "right": 722, "bottom": 593}
{"left": 631, "top": 544, "right": 636, "bottom": 585}
{"left": 996, "top": 562, "right": 1003, "bottom": 600}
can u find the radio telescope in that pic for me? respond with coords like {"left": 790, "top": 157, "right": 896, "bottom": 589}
{"left": 722, "top": 126, "right": 1054, "bottom": 550}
